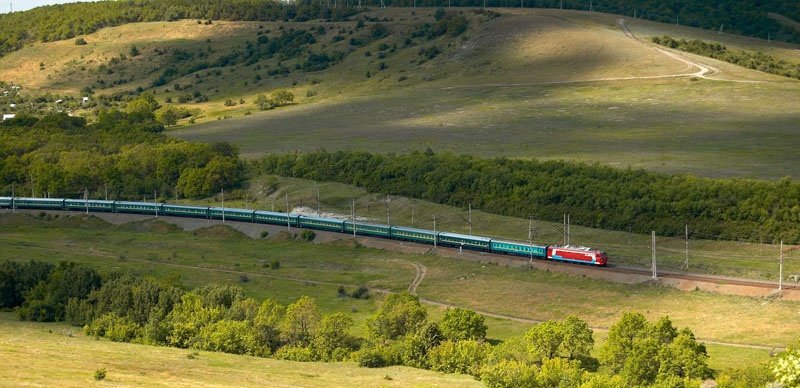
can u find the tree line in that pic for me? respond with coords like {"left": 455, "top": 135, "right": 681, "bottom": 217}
{"left": 652, "top": 36, "right": 800, "bottom": 80}
{"left": 0, "top": 0, "right": 361, "bottom": 58}
{"left": 259, "top": 150, "right": 800, "bottom": 243}
{"left": 0, "top": 0, "right": 796, "bottom": 60}
{"left": 0, "top": 93, "right": 244, "bottom": 199}
{"left": 9, "top": 259, "right": 790, "bottom": 387}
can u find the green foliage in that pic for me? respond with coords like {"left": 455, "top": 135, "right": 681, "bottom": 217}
{"left": 601, "top": 313, "right": 710, "bottom": 386}
{"left": 366, "top": 292, "right": 427, "bottom": 341}
{"left": 259, "top": 150, "right": 800, "bottom": 242}
{"left": 536, "top": 357, "right": 583, "bottom": 387}
{"left": 480, "top": 359, "right": 538, "bottom": 388}
{"left": 165, "top": 293, "right": 225, "bottom": 348}
{"left": 273, "top": 345, "right": 314, "bottom": 362}
{"left": 282, "top": 296, "right": 320, "bottom": 346}
{"left": 17, "top": 262, "right": 101, "bottom": 322}
{"left": 521, "top": 316, "right": 595, "bottom": 364}
{"left": 300, "top": 230, "right": 316, "bottom": 241}
{"left": 716, "top": 363, "right": 774, "bottom": 388}
{"left": 427, "top": 339, "right": 490, "bottom": 377}
{"left": 653, "top": 36, "right": 800, "bottom": 80}
{"left": 74, "top": 37, "right": 87, "bottom": 46}
{"left": 0, "top": 1, "right": 362, "bottom": 58}
{"left": 311, "top": 312, "right": 357, "bottom": 361}
{"left": 398, "top": 322, "right": 444, "bottom": 368}
{"left": 85, "top": 313, "right": 140, "bottom": 342}
{"left": 578, "top": 372, "right": 627, "bottom": 388}
{"left": 1, "top": 110, "right": 243, "bottom": 199}
{"left": 195, "top": 319, "right": 259, "bottom": 355}
{"left": 772, "top": 341, "right": 800, "bottom": 387}
{"left": 439, "top": 307, "right": 487, "bottom": 341}
{"left": 195, "top": 284, "right": 245, "bottom": 309}
{"left": 93, "top": 368, "right": 106, "bottom": 381}
{"left": 0, "top": 260, "right": 54, "bottom": 308}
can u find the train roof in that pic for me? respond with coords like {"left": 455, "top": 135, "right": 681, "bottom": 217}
{"left": 299, "top": 214, "right": 345, "bottom": 223}
{"left": 345, "top": 220, "right": 391, "bottom": 228}
{"left": 14, "top": 197, "right": 64, "bottom": 202}
{"left": 491, "top": 238, "right": 548, "bottom": 248}
{"left": 254, "top": 210, "right": 294, "bottom": 217}
{"left": 438, "top": 231, "right": 493, "bottom": 243}
{"left": 64, "top": 199, "right": 116, "bottom": 204}
{"left": 391, "top": 225, "right": 437, "bottom": 234}
{"left": 209, "top": 207, "right": 254, "bottom": 213}
{"left": 115, "top": 200, "right": 160, "bottom": 205}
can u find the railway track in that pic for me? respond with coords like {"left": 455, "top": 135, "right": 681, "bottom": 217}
{"left": 602, "top": 263, "right": 800, "bottom": 291}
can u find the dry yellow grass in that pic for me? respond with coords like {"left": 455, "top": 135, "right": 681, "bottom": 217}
{"left": 0, "top": 313, "right": 481, "bottom": 387}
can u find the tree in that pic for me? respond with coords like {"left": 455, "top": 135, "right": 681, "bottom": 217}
{"left": 559, "top": 316, "right": 594, "bottom": 360}
{"left": 439, "top": 307, "right": 487, "bottom": 341}
{"left": 166, "top": 292, "right": 224, "bottom": 348}
{"left": 525, "top": 320, "right": 563, "bottom": 361}
{"left": 772, "top": 341, "right": 800, "bottom": 387}
{"left": 427, "top": 339, "right": 490, "bottom": 377}
{"left": 481, "top": 359, "right": 538, "bottom": 388}
{"left": 366, "top": 292, "right": 427, "bottom": 341}
{"left": 283, "top": 296, "right": 320, "bottom": 345}
{"left": 254, "top": 94, "right": 269, "bottom": 110}
{"left": 155, "top": 107, "right": 179, "bottom": 126}
{"left": 601, "top": 312, "right": 649, "bottom": 372}
{"left": 312, "top": 312, "right": 356, "bottom": 361}
{"left": 400, "top": 322, "right": 443, "bottom": 368}
{"left": 536, "top": 357, "right": 583, "bottom": 388}
{"left": 129, "top": 44, "right": 140, "bottom": 57}
{"left": 269, "top": 89, "right": 294, "bottom": 107}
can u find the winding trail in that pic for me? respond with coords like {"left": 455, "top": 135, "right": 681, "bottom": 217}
{"left": 442, "top": 18, "right": 765, "bottom": 91}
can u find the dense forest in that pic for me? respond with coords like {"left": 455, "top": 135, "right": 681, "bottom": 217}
{"left": 8, "top": 259, "right": 776, "bottom": 387}
{"left": 259, "top": 150, "right": 800, "bottom": 243}
{"left": 0, "top": 0, "right": 797, "bottom": 60}
{"left": 652, "top": 35, "right": 800, "bottom": 80}
{"left": 0, "top": 94, "right": 243, "bottom": 200}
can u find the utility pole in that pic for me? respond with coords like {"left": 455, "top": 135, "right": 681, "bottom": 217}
{"left": 433, "top": 216, "right": 437, "bottom": 250}
{"left": 468, "top": 203, "right": 472, "bottom": 235}
{"left": 567, "top": 214, "right": 571, "bottom": 246}
{"left": 684, "top": 225, "right": 689, "bottom": 270}
{"left": 221, "top": 188, "right": 225, "bottom": 223}
{"left": 105, "top": 184, "right": 108, "bottom": 201}
{"left": 154, "top": 189, "right": 158, "bottom": 219}
{"left": 11, "top": 183, "right": 15, "bottom": 213}
{"left": 286, "top": 193, "right": 290, "bottom": 231}
{"left": 779, "top": 240, "right": 783, "bottom": 291}
{"left": 411, "top": 202, "right": 415, "bottom": 225}
{"left": 563, "top": 214, "right": 567, "bottom": 245}
{"left": 589, "top": 0, "right": 592, "bottom": 12}
{"left": 719, "top": 23, "right": 723, "bottom": 35}
{"left": 386, "top": 195, "right": 390, "bottom": 225}
{"left": 85, "top": 188, "right": 89, "bottom": 215}
{"left": 651, "top": 231, "right": 657, "bottom": 279}
{"left": 317, "top": 188, "right": 321, "bottom": 216}
{"left": 528, "top": 217, "right": 534, "bottom": 264}
{"left": 560, "top": 0, "right": 562, "bottom": 10}
{"left": 351, "top": 198, "right": 356, "bottom": 238}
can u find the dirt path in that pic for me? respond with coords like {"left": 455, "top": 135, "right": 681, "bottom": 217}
{"left": 441, "top": 19, "right": 765, "bottom": 91}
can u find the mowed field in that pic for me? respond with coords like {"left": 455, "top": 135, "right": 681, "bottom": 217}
{"left": 0, "top": 212, "right": 793, "bottom": 371}
{"left": 170, "top": 8, "right": 800, "bottom": 179}
{"left": 0, "top": 313, "right": 481, "bottom": 387}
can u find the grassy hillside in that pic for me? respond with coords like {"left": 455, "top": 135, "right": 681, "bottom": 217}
{"left": 0, "top": 212, "right": 796, "bottom": 355}
{"left": 0, "top": 9, "right": 798, "bottom": 178}
{"left": 0, "top": 312, "right": 480, "bottom": 387}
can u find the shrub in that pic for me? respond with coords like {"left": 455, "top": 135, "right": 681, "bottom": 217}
{"left": 274, "top": 345, "right": 314, "bottom": 361}
{"left": 481, "top": 359, "right": 538, "bottom": 388}
{"left": 75, "top": 37, "right": 87, "bottom": 45}
{"left": 94, "top": 368, "right": 107, "bottom": 381}
{"left": 351, "top": 286, "right": 370, "bottom": 299}
{"left": 270, "top": 260, "right": 280, "bottom": 270}
{"left": 427, "top": 339, "right": 490, "bottom": 377}
{"left": 300, "top": 230, "right": 316, "bottom": 241}
{"left": 260, "top": 230, "right": 269, "bottom": 239}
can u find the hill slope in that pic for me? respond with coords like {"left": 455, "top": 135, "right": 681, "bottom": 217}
{"left": 1, "top": 8, "right": 799, "bottom": 178}
{"left": 0, "top": 313, "right": 479, "bottom": 387}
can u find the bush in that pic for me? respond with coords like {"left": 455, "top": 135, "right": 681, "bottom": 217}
{"left": 481, "top": 359, "right": 538, "bottom": 388}
{"left": 260, "top": 230, "right": 269, "bottom": 239}
{"left": 94, "top": 368, "right": 107, "bottom": 381}
{"left": 351, "top": 286, "right": 370, "bottom": 299}
{"left": 357, "top": 347, "right": 388, "bottom": 368}
{"left": 75, "top": 37, "right": 87, "bottom": 45}
{"left": 274, "top": 345, "right": 314, "bottom": 361}
{"left": 300, "top": 230, "right": 316, "bottom": 241}
{"left": 270, "top": 260, "right": 280, "bottom": 270}
{"left": 427, "top": 339, "right": 490, "bottom": 377}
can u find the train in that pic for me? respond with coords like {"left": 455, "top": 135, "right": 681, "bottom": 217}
{"left": 0, "top": 196, "right": 608, "bottom": 266}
